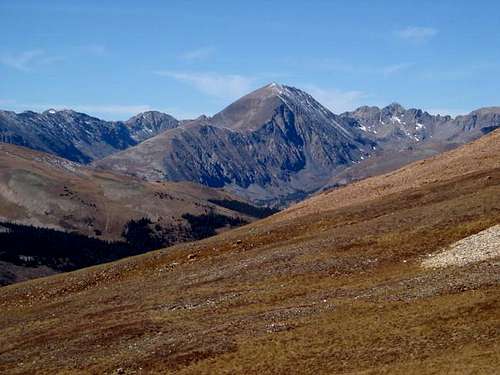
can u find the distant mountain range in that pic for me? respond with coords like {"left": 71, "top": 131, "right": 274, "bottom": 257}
{"left": 0, "top": 109, "right": 179, "bottom": 163}
{"left": 1, "top": 83, "right": 499, "bottom": 205}
{"left": 94, "top": 83, "right": 500, "bottom": 205}
{"left": 341, "top": 103, "right": 500, "bottom": 148}
{"left": 96, "top": 84, "right": 375, "bottom": 205}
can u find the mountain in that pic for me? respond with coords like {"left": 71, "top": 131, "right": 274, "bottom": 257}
{"left": 96, "top": 84, "right": 500, "bottom": 206}
{"left": 1, "top": 130, "right": 498, "bottom": 374}
{"left": 3, "top": 86, "right": 498, "bottom": 206}
{"left": 0, "top": 109, "right": 179, "bottom": 164}
{"left": 0, "top": 142, "right": 273, "bottom": 285}
{"left": 96, "top": 83, "right": 375, "bottom": 205}
{"left": 124, "top": 111, "right": 179, "bottom": 142}
{"left": 341, "top": 103, "right": 500, "bottom": 148}
{"left": 284, "top": 128, "right": 500, "bottom": 219}
{"left": 326, "top": 103, "right": 500, "bottom": 187}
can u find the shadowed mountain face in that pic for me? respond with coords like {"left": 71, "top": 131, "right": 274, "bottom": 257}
{"left": 0, "top": 109, "right": 179, "bottom": 164}
{"left": 96, "top": 84, "right": 500, "bottom": 205}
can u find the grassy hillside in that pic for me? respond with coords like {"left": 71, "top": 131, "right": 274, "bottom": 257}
{"left": 0, "top": 142, "right": 264, "bottom": 242}
{"left": 0, "top": 131, "right": 498, "bottom": 374}
{"left": 0, "top": 142, "right": 276, "bottom": 285}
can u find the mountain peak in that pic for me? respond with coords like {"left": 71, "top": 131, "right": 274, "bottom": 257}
{"left": 253, "top": 82, "right": 303, "bottom": 99}
{"left": 209, "top": 84, "right": 288, "bottom": 130}
{"left": 384, "top": 102, "right": 405, "bottom": 113}
{"left": 124, "top": 111, "right": 179, "bottom": 142}
{"left": 265, "top": 82, "right": 288, "bottom": 94}
{"left": 210, "top": 83, "right": 337, "bottom": 131}
{"left": 267, "top": 81, "right": 283, "bottom": 89}
{"left": 126, "top": 110, "right": 176, "bottom": 123}
{"left": 469, "top": 106, "right": 500, "bottom": 116}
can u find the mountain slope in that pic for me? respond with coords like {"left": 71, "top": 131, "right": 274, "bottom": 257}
{"left": 0, "top": 142, "right": 270, "bottom": 284}
{"left": 0, "top": 109, "right": 179, "bottom": 163}
{"left": 0, "top": 130, "right": 498, "bottom": 374}
{"left": 3, "top": 87, "right": 497, "bottom": 207}
{"left": 96, "top": 84, "right": 375, "bottom": 205}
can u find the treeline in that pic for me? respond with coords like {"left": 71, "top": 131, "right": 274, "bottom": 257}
{"left": 122, "top": 217, "right": 184, "bottom": 250}
{"left": 0, "top": 210, "right": 250, "bottom": 275}
{"left": 182, "top": 211, "right": 247, "bottom": 239}
{"left": 0, "top": 222, "right": 138, "bottom": 272}
{"left": 208, "top": 199, "right": 279, "bottom": 218}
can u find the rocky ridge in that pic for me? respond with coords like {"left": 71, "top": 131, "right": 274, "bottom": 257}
{"left": 0, "top": 109, "right": 179, "bottom": 163}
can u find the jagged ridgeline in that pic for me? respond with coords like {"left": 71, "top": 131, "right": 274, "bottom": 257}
{"left": 0, "top": 109, "right": 179, "bottom": 163}
{"left": 2, "top": 84, "right": 499, "bottom": 207}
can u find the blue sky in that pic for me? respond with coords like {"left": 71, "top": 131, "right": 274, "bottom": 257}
{"left": 1, "top": 0, "right": 499, "bottom": 120}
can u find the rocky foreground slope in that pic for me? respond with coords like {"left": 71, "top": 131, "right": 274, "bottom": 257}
{"left": 0, "top": 130, "right": 498, "bottom": 374}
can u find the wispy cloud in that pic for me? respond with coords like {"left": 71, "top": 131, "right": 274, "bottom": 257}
{"left": 420, "top": 62, "right": 499, "bottom": 81}
{"left": 0, "top": 49, "right": 64, "bottom": 71}
{"left": 179, "top": 46, "right": 215, "bottom": 62}
{"left": 1, "top": 45, "right": 106, "bottom": 72}
{"left": 78, "top": 44, "right": 108, "bottom": 56}
{"left": 396, "top": 26, "right": 438, "bottom": 42}
{"left": 0, "top": 99, "right": 16, "bottom": 106}
{"left": 0, "top": 49, "right": 45, "bottom": 71}
{"left": 155, "top": 71, "right": 255, "bottom": 100}
{"left": 382, "top": 62, "right": 414, "bottom": 76}
{"left": 305, "top": 85, "right": 368, "bottom": 113}
{"left": 285, "top": 57, "right": 414, "bottom": 77}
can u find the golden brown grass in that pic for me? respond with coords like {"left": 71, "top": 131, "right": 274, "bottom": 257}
{"left": 0, "top": 132, "right": 499, "bottom": 374}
